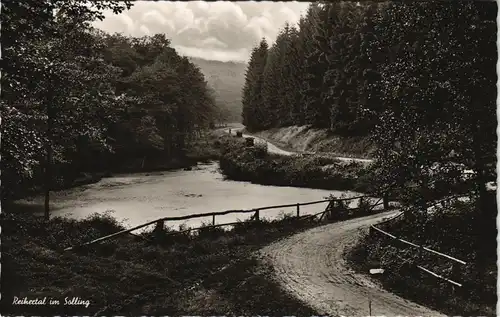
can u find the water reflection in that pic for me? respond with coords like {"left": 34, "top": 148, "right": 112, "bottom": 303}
{"left": 13, "top": 162, "right": 365, "bottom": 229}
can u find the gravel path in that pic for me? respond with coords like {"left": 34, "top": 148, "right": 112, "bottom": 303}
{"left": 226, "top": 128, "right": 373, "bottom": 163}
{"left": 259, "top": 211, "right": 447, "bottom": 316}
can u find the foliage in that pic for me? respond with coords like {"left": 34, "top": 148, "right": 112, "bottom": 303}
{"left": 2, "top": 0, "right": 132, "bottom": 199}
{"left": 368, "top": 3, "right": 497, "bottom": 263}
{"left": 241, "top": 39, "right": 269, "bottom": 131}
{"left": 241, "top": 2, "right": 382, "bottom": 134}
{"left": 218, "top": 137, "right": 374, "bottom": 192}
{"left": 348, "top": 197, "right": 497, "bottom": 316}
{"left": 241, "top": 1, "right": 496, "bottom": 231}
{"left": 2, "top": 1, "right": 225, "bottom": 203}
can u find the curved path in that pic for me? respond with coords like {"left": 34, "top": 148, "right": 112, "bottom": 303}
{"left": 259, "top": 211, "right": 446, "bottom": 316}
{"left": 225, "top": 127, "right": 373, "bottom": 164}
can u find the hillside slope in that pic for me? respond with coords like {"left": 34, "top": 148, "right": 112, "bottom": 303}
{"left": 189, "top": 57, "right": 247, "bottom": 123}
{"left": 251, "top": 126, "right": 376, "bottom": 158}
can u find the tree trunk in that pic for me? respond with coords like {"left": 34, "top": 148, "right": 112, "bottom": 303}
{"left": 44, "top": 144, "right": 52, "bottom": 221}
{"left": 44, "top": 97, "right": 53, "bottom": 221}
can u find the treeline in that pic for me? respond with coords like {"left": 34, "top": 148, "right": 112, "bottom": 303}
{"left": 242, "top": 2, "right": 381, "bottom": 135}
{"left": 242, "top": 1, "right": 496, "bottom": 260}
{"left": 242, "top": 1, "right": 496, "bottom": 139}
{"left": 2, "top": 0, "right": 221, "bottom": 202}
{"left": 242, "top": 1, "right": 496, "bottom": 195}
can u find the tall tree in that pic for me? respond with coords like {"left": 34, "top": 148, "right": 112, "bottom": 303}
{"left": 262, "top": 25, "right": 294, "bottom": 128}
{"left": 285, "top": 25, "right": 306, "bottom": 125}
{"left": 370, "top": 1, "right": 497, "bottom": 264}
{"left": 301, "top": 3, "right": 331, "bottom": 128}
{"left": 242, "top": 39, "right": 269, "bottom": 131}
{"left": 2, "top": 0, "right": 132, "bottom": 218}
{"left": 322, "top": 2, "right": 370, "bottom": 134}
{"left": 2, "top": 1, "right": 223, "bottom": 216}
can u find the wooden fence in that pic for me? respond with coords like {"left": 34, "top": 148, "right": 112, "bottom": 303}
{"left": 369, "top": 195, "right": 468, "bottom": 287}
{"left": 64, "top": 193, "right": 389, "bottom": 251}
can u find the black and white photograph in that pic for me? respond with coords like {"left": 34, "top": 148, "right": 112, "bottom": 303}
{"left": 1, "top": 0, "right": 497, "bottom": 316}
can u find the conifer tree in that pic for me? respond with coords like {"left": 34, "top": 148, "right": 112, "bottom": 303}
{"left": 261, "top": 44, "right": 280, "bottom": 128}
{"left": 262, "top": 25, "right": 295, "bottom": 128}
{"left": 322, "top": 2, "right": 368, "bottom": 134}
{"left": 285, "top": 25, "right": 305, "bottom": 125}
{"left": 241, "top": 39, "right": 268, "bottom": 131}
{"left": 300, "top": 3, "right": 330, "bottom": 128}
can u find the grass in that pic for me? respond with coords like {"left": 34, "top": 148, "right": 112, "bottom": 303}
{"left": 251, "top": 125, "right": 376, "bottom": 158}
{"left": 1, "top": 210, "right": 321, "bottom": 315}
{"left": 218, "top": 136, "right": 375, "bottom": 193}
{"left": 346, "top": 196, "right": 497, "bottom": 316}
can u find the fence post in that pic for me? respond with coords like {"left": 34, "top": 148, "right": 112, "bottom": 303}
{"left": 296, "top": 203, "right": 300, "bottom": 218}
{"left": 328, "top": 199, "right": 335, "bottom": 220}
{"left": 153, "top": 220, "right": 165, "bottom": 240}
{"left": 212, "top": 214, "right": 216, "bottom": 226}
{"left": 154, "top": 220, "right": 164, "bottom": 231}
{"left": 255, "top": 209, "right": 260, "bottom": 222}
{"left": 383, "top": 192, "right": 389, "bottom": 210}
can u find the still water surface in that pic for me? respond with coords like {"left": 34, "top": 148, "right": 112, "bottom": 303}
{"left": 15, "top": 162, "right": 363, "bottom": 230}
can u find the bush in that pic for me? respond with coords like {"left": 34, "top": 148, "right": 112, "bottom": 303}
{"left": 2, "top": 210, "right": 320, "bottom": 316}
{"left": 218, "top": 138, "right": 374, "bottom": 192}
{"left": 347, "top": 198, "right": 497, "bottom": 316}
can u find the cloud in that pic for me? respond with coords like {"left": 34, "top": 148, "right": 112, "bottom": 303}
{"left": 93, "top": 1, "right": 310, "bottom": 62}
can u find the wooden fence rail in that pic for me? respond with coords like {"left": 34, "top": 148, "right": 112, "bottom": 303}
{"left": 417, "top": 265, "right": 462, "bottom": 287}
{"left": 65, "top": 194, "right": 385, "bottom": 251}
{"left": 370, "top": 225, "right": 467, "bottom": 265}
{"left": 369, "top": 194, "right": 469, "bottom": 287}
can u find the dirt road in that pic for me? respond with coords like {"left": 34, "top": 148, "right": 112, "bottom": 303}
{"left": 225, "top": 127, "right": 373, "bottom": 163}
{"left": 259, "top": 211, "right": 446, "bottom": 316}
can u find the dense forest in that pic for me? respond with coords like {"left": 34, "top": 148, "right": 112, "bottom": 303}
{"left": 242, "top": 1, "right": 497, "bottom": 282}
{"left": 242, "top": 2, "right": 496, "bottom": 201}
{"left": 242, "top": 1, "right": 496, "bottom": 136}
{"left": 2, "top": 1, "right": 223, "bottom": 204}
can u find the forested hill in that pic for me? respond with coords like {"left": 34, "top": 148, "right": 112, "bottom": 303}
{"left": 189, "top": 57, "right": 247, "bottom": 123}
{"left": 1, "top": 0, "right": 228, "bottom": 202}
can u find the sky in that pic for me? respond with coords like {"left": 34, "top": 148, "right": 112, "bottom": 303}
{"left": 93, "top": 1, "right": 310, "bottom": 63}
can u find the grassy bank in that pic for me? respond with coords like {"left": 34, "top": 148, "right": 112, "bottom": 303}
{"left": 347, "top": 196, "right": 497, "bottom": 316}
{"left": 250, "top": 125, "right": 375, "bottom": 158}
{"left": 1, "top": 210, "right": 321, "bottom": 315}
{"left": 218, "top": 136, "right": 375, "bottom": 193}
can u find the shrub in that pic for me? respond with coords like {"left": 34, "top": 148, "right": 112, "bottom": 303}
{"left": 2, "top": 208, "right": 321, "bottom": 316}
{"left": 348, "top": 199, "right": 496, "bottom": 316}
{"left": 218, "top": 137, "right": 373, "bottom": 192}
{"left": 357, "top": 196, "right": 374, "bottom": 215}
